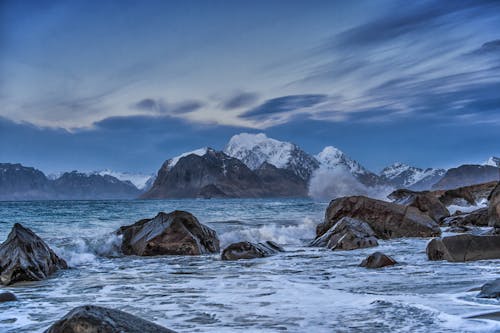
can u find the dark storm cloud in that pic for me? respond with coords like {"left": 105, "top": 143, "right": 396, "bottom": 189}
{"left": 241, "top": 94, "right": 327, "bottom": 119}
{"left": 222, "top": 92, "right": 259, "bottom": 110}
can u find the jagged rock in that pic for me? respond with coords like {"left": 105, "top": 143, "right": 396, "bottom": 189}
{"left": 44, "top": 305, "right": 176, "bottom": 333}
{"left": 488, "top": 182, "right": 500, "bottom": 228}
{"left": 317, "top": 196, "right": 441, "bottom": 240}
{"left": 0, "top": 223, "right": 67, "bottom": 285}
{"left": 359, "top": 252, "right": 397, "bottom": 268}
{"left": 388, "top": 189, "right": 449, "bottom": 222}
{"left": 477, "top": 278, "right": 500, "bottom": 299}
{"left": 221, "top": 241, "right": 284, "bottom": 260}
{"left": 119, "top": 211, "right": 220, "bottom": 256}
{"left": 0, "top": 291, "right": 17, "bottom": 302}
{"left": 436, "top": 181, "right": 498, "bottom": 206}
{"left": 310, "top": 217, "right": 378, "bottom": 250}
{"left": 426, "top": 234, "right": 500, "bottom": 262}
{"left": 441, "top": 208, "right": 489, "bottom": 227}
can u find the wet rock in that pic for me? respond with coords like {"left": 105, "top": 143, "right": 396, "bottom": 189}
{"left": 221, "top": 241, "right": 284, "bottom": 260}
{"left": 359, "top": 252, "right": 397, "bottom": 268}
{"left": 437, "top": 181, "right": 498, "bottom": 206}
{"left": 118, "top": 211, "right": 220, "bottom": 256}
{"left": 444, "top": 225, "right": 482, "bottom": 234}
{"left": 44, "top": 305, "right": 176, "bottom": 333}
{"left": 0, "top": 291, "right": 17, "bottom": 302}
{"left": 0, "top": 223, "right": 67, "bottom": 285}
{"left": 388, "top": 189, "right": 449, "bottom": 222}
{"left": 477, "top": 278, "right": 500, "bottom": 299}
{"left": 441, "top": 208, "right": 489, "bottom": 227}
{"left": 426, "top": 234, "right": 500, "bottom": 262}
{"left": 310, "top": 217, "right": 378, "bottom": 250}
{"left": 488, "top": 182, "right": 500, "bottom": 228}
{"left": 317, "top": 196, "right": 441, "bottom": 240}
{"left": 467, "top": 311, "right": 500, "bottom": 321}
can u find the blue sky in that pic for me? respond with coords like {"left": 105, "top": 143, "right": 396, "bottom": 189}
{"left": 1, "top": 0, "right": 499, "bottom": 173}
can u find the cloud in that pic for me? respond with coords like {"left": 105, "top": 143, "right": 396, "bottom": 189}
{"left": 131, "top": 98, "right": 203, "bottom": 114}
{"left": 222, "top": 92, "right": 259, "bottom": 110}
{"left": 240, "top": 94, "right": 327, "bottom": 119}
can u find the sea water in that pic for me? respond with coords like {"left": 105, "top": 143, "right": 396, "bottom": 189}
{"left": 0, "top": 199, "right": 499, "bottom": 332}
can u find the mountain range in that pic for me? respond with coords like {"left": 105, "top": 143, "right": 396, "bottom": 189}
{"left": 1, "top": 133, "right": 499, "bottom": 200}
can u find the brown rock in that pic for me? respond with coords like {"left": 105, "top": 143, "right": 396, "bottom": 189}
{"left": 221, "top": 241, "right": 284, "bottom": 260}
{"left": 426, "top": 234, "right": 500, "bottom": 262}
{"left": 388, "top": 189, "right": 449, "bottom": 222}
{"left": 119, "top": 211, "right": 220, "bottom": 256}
{"left": 310, "top": 217, "right": 378, "bottom": 250}
{"left": 317, "top": 196, "right": 441, "bottom": 240}
{"left": 488, "top": 182, "right": 500, "bottom": 228}
{"left": 360, "top": 252, "right": 397, "bottom": 268}
{"left": 441, "top": 208, "right": 489, "bottom": 227}
{"left": 436, "top": 181, "right": 498, "bottom": 206}
{"left": 0, "top": 223, "right": 67, "bottom": 285}
{"left": 0, "top": 291, "right": 17, "bottom": 302}
{"left": 45, "top": 305, "right": 176, "bottom": 333}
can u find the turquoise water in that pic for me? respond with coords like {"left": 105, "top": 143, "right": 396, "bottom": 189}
{"left": 0, "top": 199, "right": 499, "bottom": 332}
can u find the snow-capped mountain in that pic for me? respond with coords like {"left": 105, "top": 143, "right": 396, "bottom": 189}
{"left": 379, "top": 163, "right": 445, "bottom": 190}
{"left": 485, "top": 156, "right": 500, "bottom": 168}
{"left": 166, "top": 147, "right": 209, "bottom": 170}
{"left": 224, "top": 133, "right": 319, "bottom": 180}
{"left": 95, "top": 169, "right": 155, "bottom": 190}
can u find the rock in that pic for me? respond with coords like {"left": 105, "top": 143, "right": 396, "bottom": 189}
{"left": 488, "top": 182, "right": 500, "bottom": 228}
{"left": 467, "top": 311, "right": 500, "bottom": 321}
{"left": 359, "top": 252, "right": 397, "bottom": 268}
{"left": 0, "top": 223, "right": 67, "bottom": 285}
{"left": 477, "top": 278, "right": 500, "bottom": 299}
{"left": 119, "top": 211, "right": 220, "bottom": 256}
{"left": 44, "top": 305, "right": 176, "bottom": 333}
{"left": 436, "top": 181, "right": 498, "bottom": 207}
{"left": 426, "top": 234, "right": 500, "bottom": 262}
{"left": 317, "top": 196, "right": 441, "bottom": 240}
{"left": 388, "top": 189, "right": 449, "bottom": 222}
{"left": 441, "top": 208, "right": 489, "bottom": 227}
{"left": 221, "top": 241, "right": 284, "bottom": 260}
{"left": 444, "top": 225, "right": 475, "bottom": 233}
{"left": 0, "top": 291, "right": 17, "bottom": 302}
{"left": 310, "top": 217, "right": 378, "bottom": 250}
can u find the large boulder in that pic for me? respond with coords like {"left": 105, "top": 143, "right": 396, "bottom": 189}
{"left": 0, "top": 291, "right": 17, "bottom": 302}
{"left": 388, "top": 189, "right": 449, "bottom": 222}
{"left": 441, "top": 208, "right": 489, "bottom": 227}
{"left": 477, "top": 278, "right": 500, "bottom": 299}
{"left": 488, "top": 182, "right": 500, "bottom": 228}
{"left": 119, "top": 211, "right": 220, "bottom": 256}
{"left": 44, "top": 305, "right": 176, "bottom": 333}
{"left": 426, "top": 234, "right": 500, "bottom": 262}
{"left": 0, "top": 223, "right": 67, "bottom": 285}
{"left": 359, "top": 252, "right": 397, "bottom": 268}
{"left": 436, "top": 181, "right": 498, "bottom": 207}
{"left": 221, "top": 241, "right": 284, "bottom": 260}
{"left": 310, "top": 217, "right": 378, "bottom": 250}
{"left": 317, "top": 196, "right": 441, "bottom": 240}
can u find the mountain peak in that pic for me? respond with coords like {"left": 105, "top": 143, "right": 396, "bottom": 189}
{"left": 167, "top": 147, "right": 209, "bottom": 169}
{"left": 485, "top": 156, "right": 500, "bottom": 167}
{"left": 315, "top": 146, "right": 367, "bottom": 175}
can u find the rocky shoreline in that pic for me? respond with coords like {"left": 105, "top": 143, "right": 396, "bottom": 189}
{"left": 1, "top": 180, "right": 499, "bottom": 331}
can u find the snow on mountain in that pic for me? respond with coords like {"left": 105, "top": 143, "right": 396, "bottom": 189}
{"left": 96, "top": 169, "right": 155, "bottom": 190}
{"left": 379, "top": 163, "right": 445, "bottom": 190}
{"left": 167, "top": 147, "right": 209, "bottom": 170}
{"left": 315, "top": 146, "right": 369, "bottom": 176}
{"left": 485, "top": 156, "right": 500, "bottom": 167}
{"left": 224, "top": 133, "right": 318, "bottom": 180}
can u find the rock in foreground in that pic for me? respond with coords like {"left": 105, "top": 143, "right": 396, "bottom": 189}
{"left": 477, "top": 278, "right": 500, "bottom": 299}
{"left": 317, "top": 196, "right": 441, "bottom": 240}
{"left": 119, "top": 211, "right": 220, "bottom": 256}
{"left": 360, "top": 252, "right": 397, "bottom": 268}
{"left": 221, "top": 241, "right": 284, "bottom": 260}
{"left": 0, "top": 223, "right": 67, "bottom": 285}
{"left": 44, "top": 305, "right": 176, "bottom": 333}
{"left": 310, "top": 217, "right": 378, "bottom": 250}
{"left": 0, "top": 291, "right": 17, "bottom": 302}
{"left": 426, "top": 234, "right": 500, "bottom": 262}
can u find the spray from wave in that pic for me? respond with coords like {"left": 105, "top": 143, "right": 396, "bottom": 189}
{"left": 308, "top": 168, "right": 394, "bottom": 201}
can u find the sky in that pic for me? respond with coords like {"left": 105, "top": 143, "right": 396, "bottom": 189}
{"left": 1, "top": 0, "right": 499, "bottom": 174}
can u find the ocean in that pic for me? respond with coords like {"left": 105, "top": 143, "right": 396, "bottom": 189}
{"left": 0, "top": 198, "right": 499, "bottom": 332}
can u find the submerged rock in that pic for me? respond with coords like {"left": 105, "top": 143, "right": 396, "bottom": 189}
{"left": 44, "top": 305, "right": 176, "bottom": 333}
{"left": 221, "top": 241, "right": 284, "bottom": 260}
{"left": 388, "top": 189, "right": 449, "bottom": 222}
{"left": 477, "top": 278, "right": 500, "bottom": 299}
{"left": 119, "top": 211, "right": 220, "bottom": 256}
{"left": 310, "top": 217, "right": 378, "bottom": 250}
{"left": 360, "top": 252, "right": 397, "bottom": 268}
{"left": 0, "top": 291, "right": 17, "bottom": 302}
{"left": 426, "top": 234, "right": 500, "bottom": 262}
{"left": 317, "top": 196, "right": 441, "bottom": 240}
{"left": 488, "top": 182, "right": 500, "bottom": 228}
{"left": 0, "top": 223, "right": 67, "bottom": 285}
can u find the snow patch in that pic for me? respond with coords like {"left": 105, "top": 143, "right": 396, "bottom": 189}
{"left": 167, "top": 147, "right": 208, "bottom": 169}
{"left": 315, "top": 146, "right": 368, "bottom": 175}
{"left": 97, "top": 169, "right": 155, "bottom": 190}
{"left": 484, "top": 156, "right": 500, "bottom": 167}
